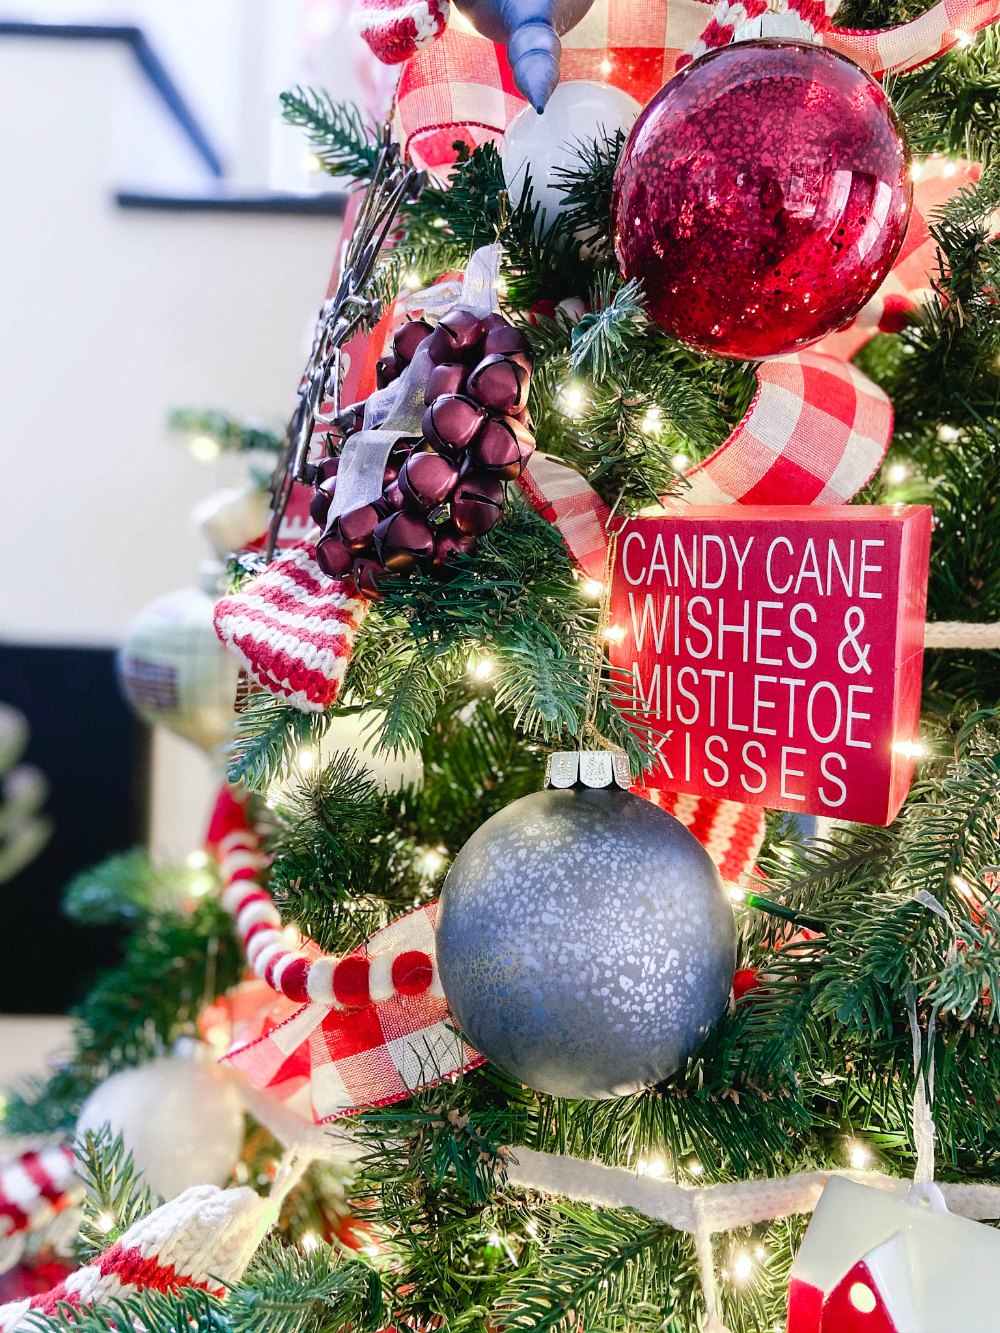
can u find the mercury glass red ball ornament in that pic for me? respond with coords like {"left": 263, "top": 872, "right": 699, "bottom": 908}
{"left": 612, "top": 40, "right": 912, "bottom": 360}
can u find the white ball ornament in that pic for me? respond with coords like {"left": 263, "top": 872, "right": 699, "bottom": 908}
{"left": 76, "top": 1055, "right": 245, "bottom": 1200}
{"left": 117, "top": 565, "right": 240, "bottom": 752}
{"left": 502, "top": 80, "right": 641, "bottom": 226}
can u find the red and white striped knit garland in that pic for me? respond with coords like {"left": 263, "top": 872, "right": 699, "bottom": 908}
{"left": 0, "top": 1145, "right": 79, "bottom": 1240}
{"left": 0, "top": 1184, "right": 269, "bottom": 1330}
{"left": 208, "top": 787, "right": 438, "bottom": 1008}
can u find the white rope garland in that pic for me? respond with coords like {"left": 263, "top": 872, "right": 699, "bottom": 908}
{"left": 924, "top": 621, "right": 1000, "bottom": 648}
{"left": 502, "top": 1147, "right": 1000, "bottom": 1332}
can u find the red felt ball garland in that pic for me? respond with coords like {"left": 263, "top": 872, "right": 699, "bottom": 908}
{"left": 209, "top": 789, "right": 438, "bottom": 1008}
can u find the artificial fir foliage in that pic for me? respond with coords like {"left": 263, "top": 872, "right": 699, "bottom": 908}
{"left": 6, "top": 7, "right": 1000, "bottom": 1332}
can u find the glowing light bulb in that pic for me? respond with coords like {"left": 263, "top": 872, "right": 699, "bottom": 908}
{"left": 559, "top": 382, "right": 589, "bottom": 418}
{"left": 886, "top": 462, "right": 910, "bottom": 485}
{"left": 952, "top": 874, "right": 974, "bottom": 899}
{"left": 95, "top": 1211, "right": 116, "bottom": 1235}
{"left": 687, "top": 1158, "right": 704, "bottom": 1177}
{"left": 420, "top": 848, "right": 444, "bottom": 877}
{"left": 732, "top": 1252, "right": 754, "bottom": 1282}
{"left": 892, "top": 739, "right": 926, "bottom": 759}
{"left": 188, "top": 432, "right": 221, "bottom": 463}
{"left": 582, "top": 579, "right": 604, "bottom": 600}
{"left": 729, "top": 885, "right": 746, "bottom": 903}
{"left": 954, "top": 28, "right": 975, "bottom": 48}
{"left": 599, "top": 57, "right": 613, "bottom": 76}
{"left": 847, "top": 1140, "right": 871, "bottom": 1171}
{"left": 671, "top": 452, "right": 691, "bottom": 473}
{"left": 468, "top": 655, "right": 495, "bottom": 680}
{"left": 304, "top": 153, "right": 323, "bottom": 173}
{"left": 910, "top": 160, "right": 925, "bottom": 183}
{"left": 301, "top": 1231, "right": 320, "bottom": 1253}
{"left": 403, "top": 271, "right": 423, "bottom": 291}
{"left": 297, "top": 747, "right": 318, "bottom": 773}
{"left": 943, "top": 159, "right": 958, "bottom": 177}
{"left": 646, "top": 1157, "right": 667, "bottom": 1178}
{"left": 640, "top": 405, "right": 662, "bottom": 435}
{"left": 185, "top": 850, "right": 210, "bottom": 871}
{"left": 602, "top": 625, "right": 626, "bottom": 644}
{"left": 937, "top": 423, "right": 962, "bottom": 443}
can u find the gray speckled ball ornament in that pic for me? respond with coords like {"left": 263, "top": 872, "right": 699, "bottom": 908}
{"left": 435, "top": 752, "right": 736, "bottom": 1100}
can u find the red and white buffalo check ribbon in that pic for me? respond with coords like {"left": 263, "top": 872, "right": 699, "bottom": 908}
{"left": 208, "top": 786, "right": 483, "bottom": 1123}
{"left": 391, "top": 0, "right": 1000, "bottom": 172}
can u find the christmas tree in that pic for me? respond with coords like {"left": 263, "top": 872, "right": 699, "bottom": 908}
{"left": 5, "top": 2, "right": 1000, "bottom": 1330}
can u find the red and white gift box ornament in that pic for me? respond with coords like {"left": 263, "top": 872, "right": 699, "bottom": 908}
{"left": 787, "top": 1176, "right": 1000, "bottom": 1333}
{"left": 0, "top": 1184, "right": 270, "bottom": 1330}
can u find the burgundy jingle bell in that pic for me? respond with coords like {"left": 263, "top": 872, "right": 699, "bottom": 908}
{"left": 452, "top": 471, "right": 506, "bottom": 536}
{"left": 471, "top": 416, "right": 535, "bottom": 480}
{"left": 425, "top": 309, "right": 487, "bottom": 364}
{"left": 315, "top": 532, "right": 354, "bottom": 579}
{"left": 352, "top": 555, "right": 390, "bottom": 599}
{"left": 423, "top": 395, "right": 487, "bottom": 457}
{"left": 383, "top": 439, "right": 419, "bottom": 486}
{"left": 431, "top": 522, "right": 479, "bottom": 578}
{"left": 482, "top": 312, "right": 532, "bottom": 359}
{"left": 335, "top": 503, "right": 382, "bottom": 554}
{"left": 399, "top": 450, "right": 461, "bottom": 510}
{"left": 373, "top": 510, "right": 435, "bottom": 572}
{"left": 382, "top": 479, "right": 406, "bottom": 512}
{"left": 467, "top": 353, "right": 531, "bottom": 414}
{"left": 376, "top": 351, "right": 403, "bottom": 389}
{"left": 425, "top": 361, "right": 468, "bottom": 403}
{"left": 392, "top": 318, "right": 433, "bottom": 364}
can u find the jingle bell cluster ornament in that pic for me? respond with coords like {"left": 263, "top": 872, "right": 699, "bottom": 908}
{"left": 435, "top": 751, "right": 736, "bottom": 1099}
{"left": 502, "top": 80, "right": 641, "bottom": 227}
{"left": 76, "top": 1051, "right": 244, "bottom": 1199}
{"left": 453, "top": 0, "right": 596, "bottom": 112}
{"left": 612, "top": 40, "right": 912, "bottom": 360}
{"left": 311, "top": 297, "right": 535, "bottom": 599}
{"left": 788, "top": 1176, "right": 1000, "bottom": 1332}
{"left": 117, "top": 564, "right": 240, "bottom": 752}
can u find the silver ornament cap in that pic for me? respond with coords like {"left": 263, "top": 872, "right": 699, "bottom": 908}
{"left": 544, "top": 748, "right": 632, "bottom": 790}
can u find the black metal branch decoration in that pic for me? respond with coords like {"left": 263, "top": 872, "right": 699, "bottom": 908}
{"left": 265, "top": 126, "right": 426, "bottom": 560}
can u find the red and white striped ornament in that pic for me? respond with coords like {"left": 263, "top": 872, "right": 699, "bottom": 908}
{"left": 0, "top": 1145, "right": 79, "bottom": 1241}
{"left": 356, "top": 0, "right": 450, "bottom": 64}
{"left": 213, "top": 544, "right": 368, "bottom": 714}
{"left": 0, "top": 1183, "right": 269, "bottom": 1330}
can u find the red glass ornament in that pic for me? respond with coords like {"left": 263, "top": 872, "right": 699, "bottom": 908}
{"left": 612, "top": 41, "right": 912, "bottom": 360}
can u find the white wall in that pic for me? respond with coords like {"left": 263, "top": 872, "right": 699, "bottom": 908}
{"left": 0, "top": 37, "right": 343, "bottom": 854}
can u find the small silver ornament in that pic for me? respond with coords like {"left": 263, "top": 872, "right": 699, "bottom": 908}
{"left": 453, "top": 0, "right": 597, "bottom": 112}
{"left": 436, "top": 752, "right": 736, "bottom": 1100}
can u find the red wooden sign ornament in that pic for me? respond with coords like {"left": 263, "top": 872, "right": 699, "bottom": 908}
{"left": 607, "top": 505, "right": 932, "bottom": 826}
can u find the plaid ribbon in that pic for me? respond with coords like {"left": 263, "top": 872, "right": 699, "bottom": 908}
{"left": 223, "top": 902, "right": 483, "bottom": 1123}
{"left": 682, "top": 352, "right": 892, "bottom": 506}
{"left": 394, "top": 0, "right": 1000, "bottom": 171}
